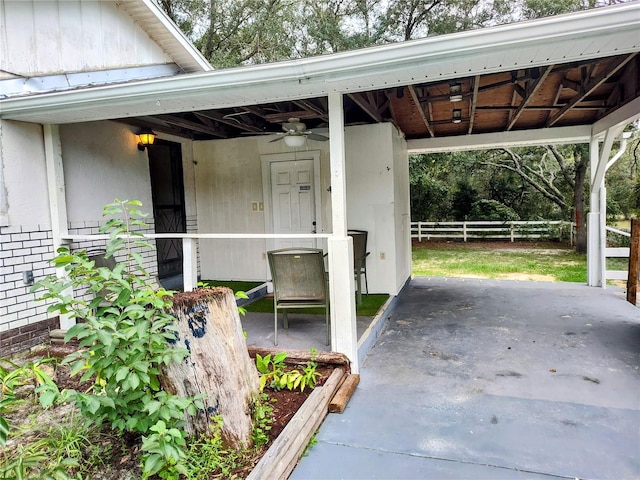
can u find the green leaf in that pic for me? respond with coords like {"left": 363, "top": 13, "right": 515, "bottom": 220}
{"left": 39, "top": 390, "right": 58, "bottom": 408}
{"left": 0, "top": 416, "right": 9, "bottom": 446}
{"left": 143, "top": 453, "right": 164, "bottom": 477}
{"left": 115, "top": 366, "right": 130, "bottom": 383}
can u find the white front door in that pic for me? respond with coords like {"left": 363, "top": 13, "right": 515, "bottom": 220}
{"left": 270, "top": 159, "right": 316, "bottom": 249}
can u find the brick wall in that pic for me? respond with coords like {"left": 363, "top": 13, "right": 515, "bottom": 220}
{"left": 186, "top": 215, "right": 200, "bottom": 277}
{"left": 1, "top": 224, "right": 58, "bottom": 356}
{"left": 1, "top": 219, "right": 159, "bottom": 356}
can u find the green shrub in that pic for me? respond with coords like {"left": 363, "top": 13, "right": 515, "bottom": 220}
{"left": 33, "top": 200, "right": 198, "bottom": 479}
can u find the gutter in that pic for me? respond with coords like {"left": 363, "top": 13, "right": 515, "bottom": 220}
{"left": 1, "top": 3, "right": 638, "bottom": 123}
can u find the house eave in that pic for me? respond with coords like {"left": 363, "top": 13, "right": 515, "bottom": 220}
{"left": 1, "top": 2, "right": 638, "bottom": 126}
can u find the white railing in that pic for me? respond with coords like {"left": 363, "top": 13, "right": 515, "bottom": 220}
{"left": 61, "top": 233, "right": 332, "bottom": 292}
{"left": 410, "top": 220, "right": 574, "bottom": 244}
{"left": 605, "top": 226, "right": 630, "bottom": 281}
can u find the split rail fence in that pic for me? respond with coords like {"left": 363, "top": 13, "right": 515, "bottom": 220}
{"left": 411, "top": 220, "right": 574, "bottom": 244}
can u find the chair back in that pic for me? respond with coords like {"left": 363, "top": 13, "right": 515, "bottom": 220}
{"left": 348, "top": 230, "right": 368, "bottom": 269}
{"left": 268, "top": 248, "right": 327, "bottom": 302}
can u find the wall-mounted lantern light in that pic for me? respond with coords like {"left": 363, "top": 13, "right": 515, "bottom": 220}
{"left": 137, "top": 129, "right": 156, "bottom": 151}
{"left": 452, "top": 109, "right": 462, "bottom": 123}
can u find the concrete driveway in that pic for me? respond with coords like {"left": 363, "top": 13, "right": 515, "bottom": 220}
{"left": 291, "top": 277, "right": 640, "bottom": 480}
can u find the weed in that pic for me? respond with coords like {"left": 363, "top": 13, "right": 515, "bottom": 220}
{"left": 251, "top": 394, "right": 274, "bottom": 448}
{"left": 302, "top": 430, "right": 319, "bottom": 457}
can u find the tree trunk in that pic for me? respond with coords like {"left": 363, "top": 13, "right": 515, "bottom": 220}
{"left": 161, "top": 287, "right": 259, "bottom": 448}
{"left": 574, "top": 145, "right": 589, "bottom": 253}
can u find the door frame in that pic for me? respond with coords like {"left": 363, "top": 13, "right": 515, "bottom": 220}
{"left": 261, "top": 150, "right": 323, "bottom": 252}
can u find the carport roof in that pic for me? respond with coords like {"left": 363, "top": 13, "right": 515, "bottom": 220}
{"left": 1, "top": 3, "right": 639, "bottom": 145}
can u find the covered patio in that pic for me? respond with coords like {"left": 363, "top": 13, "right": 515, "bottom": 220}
{"left": 2, "top": 2, "right": 639, "bottom": 370}
{"left": 292, "top": 276, "right": 640, "bottom": 479}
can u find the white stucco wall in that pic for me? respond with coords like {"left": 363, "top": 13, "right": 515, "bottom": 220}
{"left": 0, "top": 120, "right": 50, "bottom": 227}
{"left": 392, "top": 127, "right": 411, "bottom": 291}
{"left": 193, "top": 136, "right": 333, "bottom": 281}
{"left": 345, "top": 123, "right": 409, "bottom": 295}
{"left": 60, "top": 121, "right": 154, "bottom": 222}
{"left": 193, "top": 123, "right": 410, "bottom": 294}
{"left": 1, "top": 0, "right": 173, "bottom": 77}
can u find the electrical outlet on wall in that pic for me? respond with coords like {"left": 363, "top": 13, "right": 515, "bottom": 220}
{"left": 380, "top": 252, "right": 386, "bottom": 260}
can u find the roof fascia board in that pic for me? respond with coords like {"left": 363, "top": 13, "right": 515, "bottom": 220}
{"left": 120, "top": 0, "right": 212, "bottom": 73}
{"left": 591, "top": 97, "right": 640, "bottom": 138}
{"left": 1, "top": 3, "right": 638, "bottom": 124}
{"left": 406, "top": 126, "right": 593, "bottom": 153}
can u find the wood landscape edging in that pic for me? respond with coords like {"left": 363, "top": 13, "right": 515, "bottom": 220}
{"left": 247, "top": 367, "right": 345, "bottom": 480}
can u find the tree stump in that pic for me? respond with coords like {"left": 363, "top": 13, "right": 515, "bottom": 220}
{"left": 161, "top": 287, "right": 259, "bottom": 448}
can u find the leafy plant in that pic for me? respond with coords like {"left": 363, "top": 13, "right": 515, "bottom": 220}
{"left": 33, "top": 199, "right": 198, "bottom": 478}
{"left": 255, "top": 353, "right": 287, "bottom": 392}
{"left": 184, "top": 416, "right": 243, "bottom": 480}
{"left": 255, "top": 353, "right": 321, "bottom": 392}
{"left": 251, "top": 394, "right": 274, "bottom": 448}
{"left": 302, "top": 430, "right": 319, "bottom": 457}
{"left": 0, "top": 357, "right": 59, "bottom": 446}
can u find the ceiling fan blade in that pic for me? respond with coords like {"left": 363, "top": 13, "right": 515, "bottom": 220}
{"left": 306, "top": 133, "right": 329, "bottom": 141}
{"left": 269, "top": 136, "right": 285, "bottom": 143}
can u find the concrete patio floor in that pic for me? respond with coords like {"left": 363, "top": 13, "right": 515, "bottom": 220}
{"left": 241, "top": 311, "right": 374, "bottom": 352}
{"left": 291, "top": 277, "right": 640, "bottom": 480}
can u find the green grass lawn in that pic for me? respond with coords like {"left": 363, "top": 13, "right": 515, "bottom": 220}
{"left": 412, "top": 242, "right": 587, "bottom": 283}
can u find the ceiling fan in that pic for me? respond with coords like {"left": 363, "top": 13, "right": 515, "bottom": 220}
{"left": 251, "top": 118, "right": 329, "bottom": 146}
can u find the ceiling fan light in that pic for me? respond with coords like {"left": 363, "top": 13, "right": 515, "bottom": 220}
{"left": 283, "top": 135, "right": 306, "bottom": 147}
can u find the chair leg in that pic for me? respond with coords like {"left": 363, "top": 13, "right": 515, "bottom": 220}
{"left": 325, "top": 307, "right": 330, "bottom": 346}
{"left": 363, "top": 269, "right": 369, "bottom": 295}
{"left": 356, "top": 271, "right": 362, "bottom": 306}
{"left": 274, "top": 309, "right": 278, "bottom": 346}
{"left": 283, "top": 310, "right": 289, "bottom": 330}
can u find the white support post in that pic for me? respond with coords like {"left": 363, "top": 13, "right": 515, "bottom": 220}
{"left": 600, "top": 186, "right": 607, "bottom": 289}
{"left": 587, "top": 136, "right": 603, "bottom": 287}
{"left": 327, "top": 92, "right": 359, "bottom": 373}
{"left": 182, "top": 238, "right": 198, "bottom": 292}
{"left": 43, "top": 124, "right": 73, "bottom": 329}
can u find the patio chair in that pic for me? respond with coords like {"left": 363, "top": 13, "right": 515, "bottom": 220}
{"left": 267, "top": 248, "right": 329, "bottom": 346}
{"left": 348, "top": 230, "right": 370, "bottom": 305}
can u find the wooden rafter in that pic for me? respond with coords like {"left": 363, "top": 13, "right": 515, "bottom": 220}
{"left": 195, "top": 111, "right": 263, "bottom": 133}
{"left": 292, "top": 100, "right": 328, "bottom": 121}
{"left": 347, "top": 92, "right": 384, "bottom": 122}
{"left": 508, "top": 65, "right": 554, "bottom": 130}
{"left": 546, "top": 53, "right": 637, "bottom": 127}
{"left": 407, "top": 85, "right": 434, "bottom": 137}
{"left": 116, "top": 117, "right": 195, "bottom": 140}
{"left": 158, "top": 114, "right": 227, "bottom": 138}
{"left": 467, "top": 75, "right": 480, "bottom": 135}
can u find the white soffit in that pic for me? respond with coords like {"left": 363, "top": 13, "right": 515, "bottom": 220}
{"left": 1, "top": 3, "right": 639, "bottom": 125}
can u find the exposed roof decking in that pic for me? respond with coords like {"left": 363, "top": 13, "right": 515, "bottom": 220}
{"left": 1, "top": 3, "right": 638, "bottom": 144}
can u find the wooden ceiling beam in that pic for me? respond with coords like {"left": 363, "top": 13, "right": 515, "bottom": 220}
{"left": 546, "top": 53, "right": 637, "bottom": 127}
{"left": 347, "top": 92, "right": 384, "bottom": 122}
{"left": 407, "top": 85, "right": 435, "bottom": 137}
{"left": 508, "top": 65, "right": 554, "bottom": 130}
{"left": 116, "top": 118, "right": 195, "bottom": 140}
{"left": 157, "top": 114, "right": 228, "bottom": 138}
{"left": 467, "top": 75, "right": 480, "bottom": 135}
{"left": 196, "top": 111, "right": 263, "bottom": 132}
{"left": 264, "top": 110, "right": 319, "bottom": 122}
{"left": 292, "top": 100, "right": 328, "bottom": 120}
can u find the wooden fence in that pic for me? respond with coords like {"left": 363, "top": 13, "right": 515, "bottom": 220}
{"left": 410, "top": 220, "right": 574, "bottom": 244}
